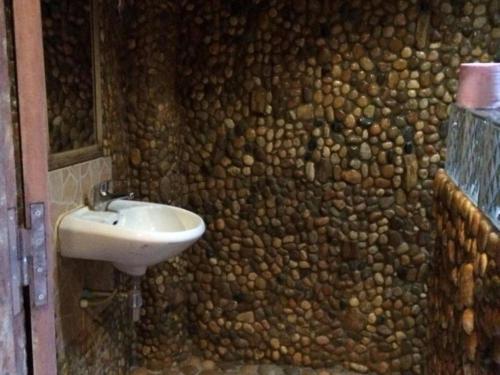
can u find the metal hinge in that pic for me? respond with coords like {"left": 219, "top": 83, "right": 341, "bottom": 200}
{"left": 8, "top": 202, "right": 49, "bottom": 314}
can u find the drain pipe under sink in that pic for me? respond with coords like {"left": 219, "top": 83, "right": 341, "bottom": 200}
{"left": 129, "top": 276, "right": 143, "bottom": 322}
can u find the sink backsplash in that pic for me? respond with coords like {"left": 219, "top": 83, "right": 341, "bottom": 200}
{"left": 446, "top": 105, "right": 500, "bottom": 229}
{"left": 48, "top": 156, "right": 131, "bottom": 374}
{"left": 48, "top": 157, "right": 112, "bottom": 224}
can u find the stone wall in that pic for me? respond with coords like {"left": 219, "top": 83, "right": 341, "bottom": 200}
{"left": 429, "top": 171, "right": 499, "bottom": 375}
{"left": 166, "top": 0, "right": 497, "bottom": 374}
{"left": 123, "top": 1, "right": 192, "bottom": 370}
{"left": 6, "top": 0, "right": 500, "bottom": 373}
{"left": 42, "top": 0, "right": 95, "bottom": 153}
{"left": 99, "top": 0, "right": 131, "bottom": 190}
{"left": 4, "top": 0, "right": 23, "bottom": 214}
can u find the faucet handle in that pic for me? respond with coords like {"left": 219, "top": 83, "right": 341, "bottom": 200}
{"left": 98, "top": 180, "right": 112, "bottom": 196}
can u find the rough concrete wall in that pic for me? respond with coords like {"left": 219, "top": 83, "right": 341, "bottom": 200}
{"left": 429, "top": 171, "right": 499, "bottom": 375}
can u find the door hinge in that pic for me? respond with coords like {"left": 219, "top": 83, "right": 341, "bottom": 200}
{"left": 8, "top": 208, "right": 23, "bottom": 315}
{"left": 8, "top": 202, "right": 49, "bottom": 312}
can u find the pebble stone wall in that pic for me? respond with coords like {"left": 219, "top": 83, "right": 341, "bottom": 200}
{"left": 134, "top": 0, "right": 500, "bottom": 374}
{"left": 99, "top": 0, "right": 132, "bottom": 191}
{"left": 42, "top": 0, "right": 96, "bottom": 153}
{"left": 124, "top": 1, "right": 193, "bottom": 370}
{"left": 429, "top": 171, "right": 499, "bottom": 375}
{"left": 7, "top": 0, "right": 500, "bottom": 374}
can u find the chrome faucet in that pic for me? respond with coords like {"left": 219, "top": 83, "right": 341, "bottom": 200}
{"left": 92, "top": 180, "right": 135, "bottom": 211}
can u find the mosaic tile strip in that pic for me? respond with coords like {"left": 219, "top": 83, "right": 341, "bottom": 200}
{"left": 446, "top": 105, "right": 500, "bottom": 229}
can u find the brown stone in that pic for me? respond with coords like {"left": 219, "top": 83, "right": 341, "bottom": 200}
{"left": 460, "top": 263, "right": 474, "bottom": 307}
{"left": 344, "top": 114, "right": 356, "bottom": 128}
{"left": 316, "top": 159, "right": 332, "bottom": 183}
{"left": 251, "top": 88, "right": 267, "bottom": 114}
{"left": 374, "top": 178, "right": 391, "bottom": 188}
{"left": 343, "top": 170, "right": 362, "bottom": 184}
{"left": 296, "top": 104, "right": 314, "bottom": 120}
{"left": 237, "top": 311, "right": 255, "bottom": 323}
{"left": 403, "top": 154, "right": 418, "bottom": 191}
{"left": 416, "top": 13, "right": 431, "bottom": 49}
{"left": 360, "top": 56, "right": 374, "bottom": 71}
{"left": 466, "top": 332, "right": 478, "bottom": 361}
{"left": 393, "top": 59, "right": 407, "bottom": 71}
{"left": 387, "top": 72, "right": 399, "bottom": 89}
{"left": 255, "top": 277, "right": 267, "bottom": 290}
{"left": 130, "top": 148, "right": 142, "bottom": 166}
{"left": 270, "top": 338, "right": 280, "bottom": 349}
{"left": 341, "top": 308, "right": 366, "bottom": 332}
{"left": 315, "top": 336, "right": 330, "bottom": 346}
{"left": 317, "top": 47, "right": 332, "bottom": 65}
{"left": 380, "top": 165, "right": 395, "bottom": 178}
{"left": 462, "top": 308, "right": 474, "bottom": 335}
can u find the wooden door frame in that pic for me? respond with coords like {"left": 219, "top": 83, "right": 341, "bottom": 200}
{"left": 9, "top": 0, "right": 58, "bottom": 374}
{"left": 0, "top": 1, "right": 25, "bottom": 373}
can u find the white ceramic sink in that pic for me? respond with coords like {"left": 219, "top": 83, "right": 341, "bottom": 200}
{"left": 58, "top": 200, "right": 205, "bottom": 276}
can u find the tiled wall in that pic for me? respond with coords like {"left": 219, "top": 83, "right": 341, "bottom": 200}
{"left": 48, "top": 157, "right": 132, "bottom": 375}
{"left": 48, "top": 157, "right": 111, "bottom": 224}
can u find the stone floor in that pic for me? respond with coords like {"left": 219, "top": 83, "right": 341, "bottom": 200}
{"left": 131, "top": 356, "right": 367, "bottom": 375}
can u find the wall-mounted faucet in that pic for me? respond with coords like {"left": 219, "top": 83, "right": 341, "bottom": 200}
{"left": 92, "top": 180, "right": 135, "bottom": 211}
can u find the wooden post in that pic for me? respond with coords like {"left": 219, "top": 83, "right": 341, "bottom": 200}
{"left": 12, "top": 0, "right": 58, "bottom": 374}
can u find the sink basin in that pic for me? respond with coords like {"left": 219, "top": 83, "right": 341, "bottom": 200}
{"left": 57, "top": 200, "right": 205, "bottom": 276}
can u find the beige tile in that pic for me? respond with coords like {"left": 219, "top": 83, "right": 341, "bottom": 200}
{"left": 80, "top": 168, "right": 94, "bottom": 206}
{"left": 49, "top": 156, "right": 115, "bottom": 372}
{"left": 48, "top": 169, "right": 64, "bottom": 203}
{"left": 62, "top": 169, "right": 81, "bottom": 204}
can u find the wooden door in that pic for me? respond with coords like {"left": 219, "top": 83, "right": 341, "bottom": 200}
{"left": 0, "top": 0, "right": 57, "bottom": 374}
